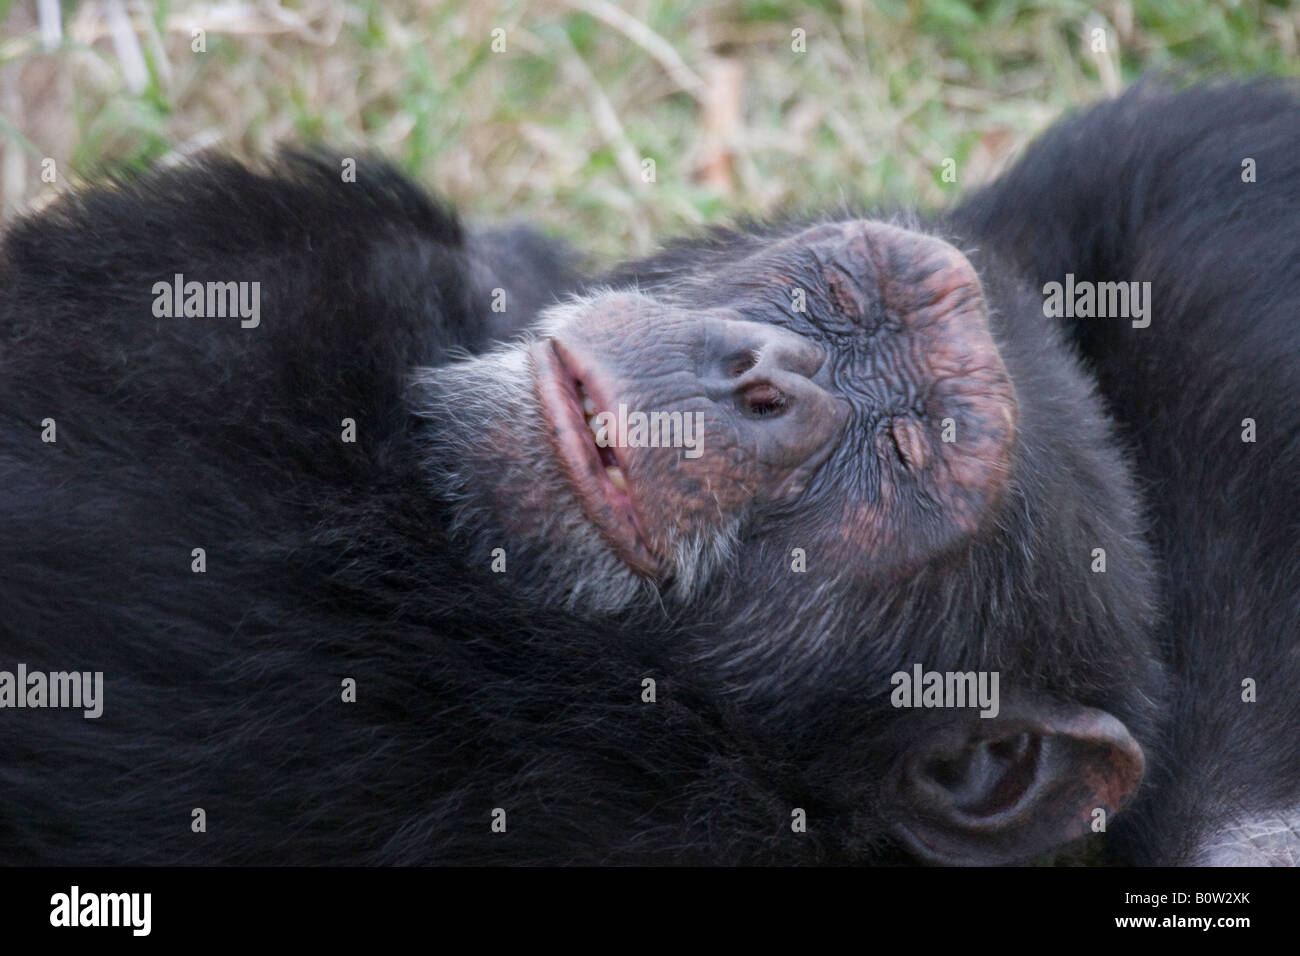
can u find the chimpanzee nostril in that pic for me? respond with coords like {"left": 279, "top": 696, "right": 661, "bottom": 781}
{"left": 721, "top": 325, "right": 826, "bottom": 382}
{"left": 741, "top": 383, "right": 788, "bottom": 418}
{"left": 695, "top": 316, "right": 834, "bottom": 409}
{"left": 727, "top": 350, "right": 760, "bottom": 378}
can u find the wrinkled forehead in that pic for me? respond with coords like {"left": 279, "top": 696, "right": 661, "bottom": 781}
{"left": 691, "top": 220, "right": 875, "bottom": 297}
{"left": 638, "top": 219, "right": 970, "bottom": 345}
{"left": 597, "top": 224, "right": 820, "bottom": 336}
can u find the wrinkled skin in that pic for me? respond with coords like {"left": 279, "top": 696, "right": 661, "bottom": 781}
{"left": 528, "top": 222, "right": 1018, "bottom": 580}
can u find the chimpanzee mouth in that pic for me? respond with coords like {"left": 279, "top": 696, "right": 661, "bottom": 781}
{"left": 530, "top": 338, "right": 663, "bottom": 578}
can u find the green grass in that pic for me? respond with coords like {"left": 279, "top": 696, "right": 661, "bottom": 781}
{"left": 1, "top": 0, "right": 1296, "bottom": 258}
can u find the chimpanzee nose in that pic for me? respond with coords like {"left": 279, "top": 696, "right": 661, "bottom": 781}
{"left": 699, "top": 316, "right": 828, "bottom": 407}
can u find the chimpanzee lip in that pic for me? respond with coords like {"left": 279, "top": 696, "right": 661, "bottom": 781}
{"left": 530, "top": 338, "right": 663, "bottom": 578}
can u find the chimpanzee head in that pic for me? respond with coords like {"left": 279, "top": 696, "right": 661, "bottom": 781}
{"left": 414, "top": 216, "right": 1164, "bottom": 865}
{"left": 418, "top": 221, "right": 1019, "bottom": 605}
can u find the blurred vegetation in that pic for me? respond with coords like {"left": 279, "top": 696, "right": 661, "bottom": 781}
{"left": 0, "top": 0, "right": 1296, "bottom": 257}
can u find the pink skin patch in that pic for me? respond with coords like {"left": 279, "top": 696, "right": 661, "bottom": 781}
{"left": 820, "top": 222, "right": 1019, "bottom": 570}
{"left": 530, "top": 338, "right": 663, "bottom": 577}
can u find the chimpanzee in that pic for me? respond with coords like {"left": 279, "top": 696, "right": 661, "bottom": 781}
{"left": 0, "top": 79, "right": 1293, "bottom": 866}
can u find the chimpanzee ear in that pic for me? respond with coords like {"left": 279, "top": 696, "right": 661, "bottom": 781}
{"left": 893, "top": 702, "right": 1145, "bottom": 865}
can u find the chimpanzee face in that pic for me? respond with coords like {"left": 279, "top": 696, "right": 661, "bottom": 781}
{"left": 519, "top": 220, "right": 1016, "bottom": 594}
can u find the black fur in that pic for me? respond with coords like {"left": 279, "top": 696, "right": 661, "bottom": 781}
{"left": 0, "top": 155, "right": 861, "bottom": 864}
{"left": 0, "top": 81, "right": 1294, "bottom": 865}
{"left": 954, "top": 79, "right": 1300, "bottom": 864}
